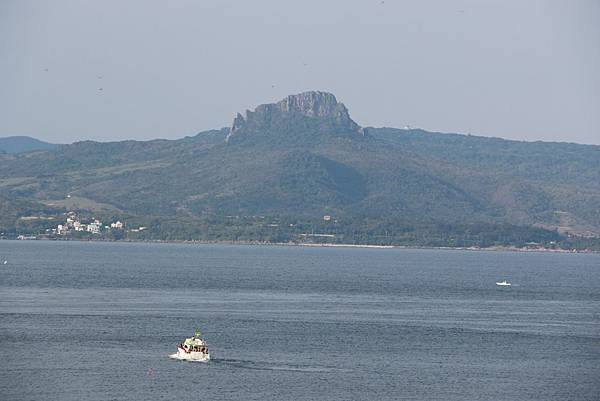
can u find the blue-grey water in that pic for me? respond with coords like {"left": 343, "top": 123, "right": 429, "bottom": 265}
{"left": 1, "top": 241, "right": 599, "bottom": 401}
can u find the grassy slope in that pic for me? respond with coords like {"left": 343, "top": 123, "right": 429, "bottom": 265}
{"left": 0, "top": 126, "right": 598, "bottom": 238}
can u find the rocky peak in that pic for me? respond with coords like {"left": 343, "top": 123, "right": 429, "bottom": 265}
{"left": 276, "top": 91, "right": 344, "bottom": 118}
{"left": 227, "top": 91, "right": 363, "bottom": 142}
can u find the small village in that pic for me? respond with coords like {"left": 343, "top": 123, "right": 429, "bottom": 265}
{"left": 49, "top": 211, "right": 146, "bottom": 236}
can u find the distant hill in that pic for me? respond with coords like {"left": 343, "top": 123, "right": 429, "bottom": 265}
{"left": 0, "top": 136, "right": 58, "bottom": 154}
{"left": 0, "top": 92, "right": 599, "bottom": 248}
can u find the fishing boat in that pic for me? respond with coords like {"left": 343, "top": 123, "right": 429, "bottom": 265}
{"left": 496, "top": 280, "right": 512, "bottom": 286}
{"left": 170, "top": 330, "right": 210, "bottom": 362}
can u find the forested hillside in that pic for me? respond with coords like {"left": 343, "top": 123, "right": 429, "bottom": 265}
{"left": 1, "top": 92, "right": 599, "bottom": 249}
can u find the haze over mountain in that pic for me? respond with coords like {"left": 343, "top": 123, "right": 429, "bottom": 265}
{"left": 3, "top": 1, "right": 599, "bottom": 145}
{"left": 1, "top": 91, "right": 599, "bottom": 248}
{"left": 0, "top": 136, "right": 58, "bottom": 154}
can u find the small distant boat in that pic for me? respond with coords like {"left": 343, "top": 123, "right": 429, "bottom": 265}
{"left": 496, "top": 280, "right": 512, "bottom": 286}
{"left": 170, "top": 330, "right": 210, "bottom": 362}
{"left": 2, "top": 260, "right": 7, "bottom": 265}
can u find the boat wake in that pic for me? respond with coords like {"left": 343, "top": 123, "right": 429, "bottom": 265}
{"left": 213, "top": 358, "right": 343, "bottom": 373}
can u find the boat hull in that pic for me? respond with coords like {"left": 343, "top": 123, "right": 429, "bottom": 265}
{"left": 171, "top": 348, "right": 210, "bottom": 362}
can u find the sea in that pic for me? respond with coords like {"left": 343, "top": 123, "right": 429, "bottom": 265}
{"left": 1, "top": 241, "right": 599, "bottom": 401}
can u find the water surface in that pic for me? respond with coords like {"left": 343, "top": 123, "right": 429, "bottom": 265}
{"left": 1, "top": 241, "right": 598, "bottom": 400}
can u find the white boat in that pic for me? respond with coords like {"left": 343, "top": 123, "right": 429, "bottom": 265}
{"left": 170, "top": 330, "right": 210, "bottom": 362}
{"left": 496, "top": 280, "right": 512, "bottom": 286}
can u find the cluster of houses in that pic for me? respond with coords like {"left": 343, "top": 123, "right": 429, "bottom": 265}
{"left": 51, "top": 212, "right": 136, "bottom": 236}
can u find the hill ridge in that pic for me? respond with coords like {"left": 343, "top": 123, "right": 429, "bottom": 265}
{"left": 1, "top": 92, "right": 599, "bottom": 248}
{"left": 0, "top": 136, "right": 58, "bottom": 154}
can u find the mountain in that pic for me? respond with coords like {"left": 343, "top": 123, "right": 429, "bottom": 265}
{"left": 226, "top": 91, "right": 364, "bottom": 144}
{"left": 1, "top": 91, "right": 599, "bottom": 248}
{"left": 0, "top": 136, "right": 58, "bottom": 154}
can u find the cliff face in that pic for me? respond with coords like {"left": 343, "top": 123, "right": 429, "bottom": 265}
{"left": 226, "top": 91, "right": 363, "bottom": 143}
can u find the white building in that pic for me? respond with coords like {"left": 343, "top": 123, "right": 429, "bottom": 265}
{"left": 110, "top": 221, "right": 124, "bottom": 229}
{"left": 86, "top": 223, "right": 101, "bottom": 234}
{"left": 57, "top": 224, "right": 68, "bottom": 235}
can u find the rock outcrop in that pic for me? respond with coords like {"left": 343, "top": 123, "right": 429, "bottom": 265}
{"left": 226, "top": 91, "right": 363, "bottom": 143}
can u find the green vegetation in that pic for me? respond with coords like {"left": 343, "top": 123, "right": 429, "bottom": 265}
{"left": 1, "top": 93, "right": 599, "bottom": 250}
{"left": 3, "top": 210, "right": 598, "bottom": 251}
{"left": 43, "top": 196, "right": 120, "bottom": 212}
{"left": 0, "top": 136, "right": 58, "bottom": 154}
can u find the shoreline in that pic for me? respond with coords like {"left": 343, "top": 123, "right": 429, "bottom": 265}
{"left": 2, "top": 237, "right": 597, "bottom": 253}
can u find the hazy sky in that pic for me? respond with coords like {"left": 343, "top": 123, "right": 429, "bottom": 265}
{"left": 1, "top": 0, "right": 599, "bottom": 145}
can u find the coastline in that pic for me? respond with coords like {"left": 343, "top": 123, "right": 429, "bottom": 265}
{"left": 2, "top": 237, "right": 597, "bottom": 253}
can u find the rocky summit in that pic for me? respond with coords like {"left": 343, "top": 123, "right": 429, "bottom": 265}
{"left": 226, "top": 91, "right": 364, "bottom": 143}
